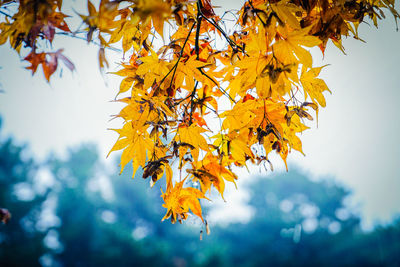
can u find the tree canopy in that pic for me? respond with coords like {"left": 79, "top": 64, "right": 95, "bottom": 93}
{"left": 0, "top": 0, "right": 398, "bottom": 226}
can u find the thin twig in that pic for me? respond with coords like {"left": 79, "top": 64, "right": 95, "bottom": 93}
{"left": 200, "top": 69, "right": 236, "bottom": 103}
{"left": 189, "top": 1, "right": 203, "bottom": 125}
{"left": 0, "top": 10, "right": 12, "bottom": 18}
{"left": 202, "top": 15, "right": 246, "bottom": 54}
{"left": 167, "top": 21, "right": 196, "bottom": 89}
{"left": 55, "top": 31, "right": 122, "bottom": 52}
{"left": 248, "top": 0, "right": 267, "bottom": 26}
{"left": 153, "top": 22, "right": 196, "bottom": 91}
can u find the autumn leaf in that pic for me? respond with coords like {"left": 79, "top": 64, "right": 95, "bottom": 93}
{"left": 273, "top": 26, "right": 321, "bottom": 69}
{"left": 161, "top": 179, "right": 209, "bottom": 224}
{"left": 300, "top": 66, "right": 331, "bottom": 107}
{"left": 175, "top": 124, "right": 210, "bottom": 162}
{"left": 24, "top": 50, "right": 74, "bottom": 81}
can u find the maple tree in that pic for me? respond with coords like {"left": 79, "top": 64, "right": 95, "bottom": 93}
{"left": 0, "top": 0, "right": 399, "bottom": 228}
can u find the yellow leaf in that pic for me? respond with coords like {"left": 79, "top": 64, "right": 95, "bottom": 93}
{"left": 176, "top": 124, "right": 209, "bottom": 161}
{"left": 273, "top": 0, "right": 301, "bottom": 30}
{"left": 161, "top": 179, "right": 208, "bottom": 223}
{"left": 119, "top": 77, "right": 134, "bottom": 94}
{"left": 300, "top": 66, "right": 331, "bottom": 107}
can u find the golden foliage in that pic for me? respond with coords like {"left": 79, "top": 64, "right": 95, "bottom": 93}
{"left": 1, "top": 0, "right": 398, "bottom": 226}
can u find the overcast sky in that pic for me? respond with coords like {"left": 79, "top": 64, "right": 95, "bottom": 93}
{"left": 0, "top": 1, "right": 399, "bottom": 229}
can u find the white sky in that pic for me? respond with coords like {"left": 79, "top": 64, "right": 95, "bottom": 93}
{"left": 0, "top": 0, "right": 399, "bottom": 229}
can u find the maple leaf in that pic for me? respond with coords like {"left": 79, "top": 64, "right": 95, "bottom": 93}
{"left": 272, "top": 0, "right": 302, "bottom": 29}
{"left": 200, "top": 0, "right": 216, "bottom": 18}
{"left": 133, "top": 0, "right": 172, "bottom": 38}
{"left": 188, "top": 154, "right": 238, "bottom": 198}
{"left": 212, "top": 132, "right": 254, "bottom": 165}
{"left": 175, "top": 124, "right": 210, "bottom": 162}
{"left": 300, "top": 66, "right": 331, "bottom": 107}
{"left": 79, "top": 0, "right": 119, "bottom": 42}
{"left": 161, "top": 179, "right": 209, "bottom": 224}
{"left": 175, "top": 56, "right": 210, "bottom": 90}
{"left": 274, "top": 26, "right": 321, "bottom": 68}
{"left": 221, "top": 100, "right": 256, "bottom": 131}
{"left": 24, "top": 49, "right": 74, "bottom": 81}
{"left": 136, "top": 52, "right": 170, "bottom": 90}
{"left": 108, "top": 121, "right": 153, "bottom": 177}
{"left": 24, "top": 52, "right": 47, "bottom": 75}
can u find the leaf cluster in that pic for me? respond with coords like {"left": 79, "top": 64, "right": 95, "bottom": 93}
{"left": 1, "top": 0, "right": 398, "bottom": 225}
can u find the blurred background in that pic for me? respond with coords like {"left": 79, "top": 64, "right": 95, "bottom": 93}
{"left": 1, "top": 0, "right": 400, "bottom": 266}
{"left": 0, "top": 124, "right": 399, "bottom": 266}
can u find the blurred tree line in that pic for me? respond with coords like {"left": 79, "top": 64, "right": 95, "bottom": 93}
{"left": 0, "top": 120, "right": 399, "bottom": 267}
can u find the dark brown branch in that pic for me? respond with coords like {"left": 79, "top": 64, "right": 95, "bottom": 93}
{"left": 248, "top": 0, "right": 267, "bottom": 26}
{"left": 188, "top": 81, "right": 199, "bottom": 125}
{"left": 200, "top": 14, "right": 247, "bottom": 55}
{"left": 158, "top": 21, "right": 196, "bottom": 89}
{"left": 189, "top": 2, "right": 203, "bottom": 125}
{"left": 167, "top": 21, "right": 197, "bottom": 89}
{"left": 195, "top": 3, "right": 203, "bottom": 60}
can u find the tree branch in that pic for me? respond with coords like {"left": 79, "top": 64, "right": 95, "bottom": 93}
{"left": 167, "top": 21, "right": 196, "bottom": 89}
{"left": 153, "top": 21, "right": 196, "bottom": 93}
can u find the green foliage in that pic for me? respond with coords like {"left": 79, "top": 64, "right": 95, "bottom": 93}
{"left": 0, "top": 123, "right": 47, "bottom": 266}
